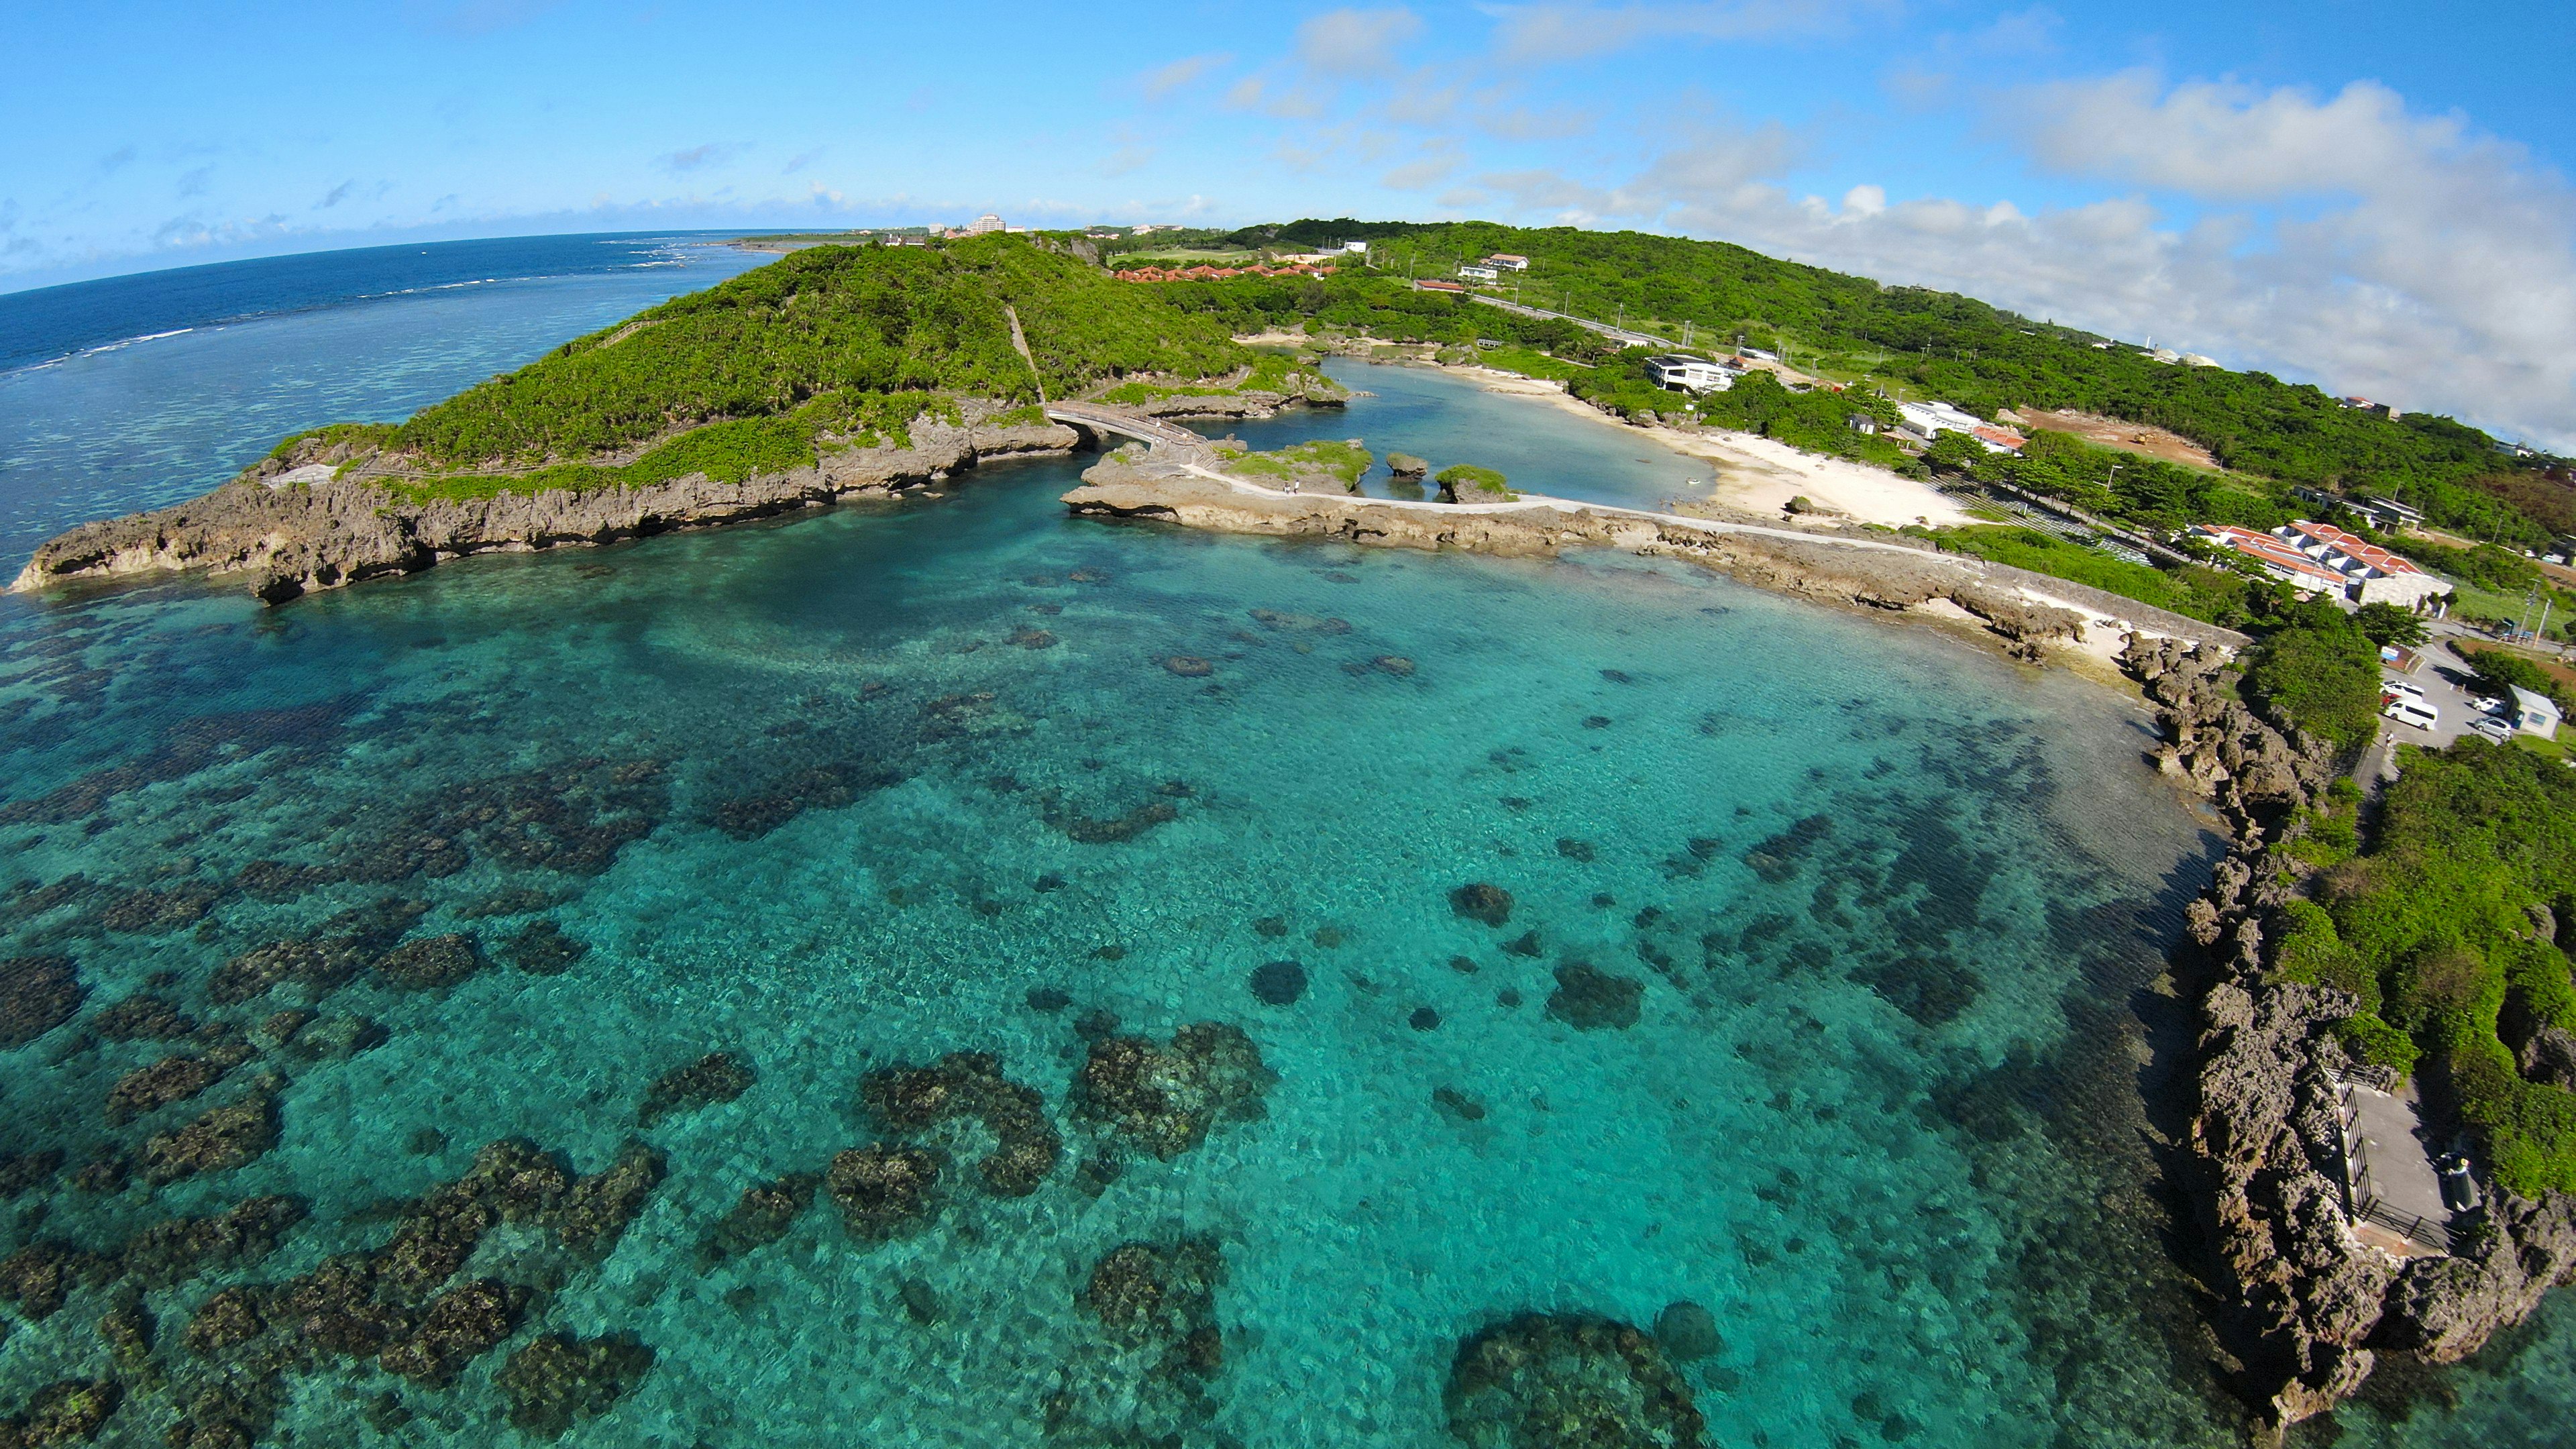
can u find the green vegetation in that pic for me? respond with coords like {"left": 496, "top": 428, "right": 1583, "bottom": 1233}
{"left": 1228, "top": 440, "right": 1374, "bottom": 492}
{"left": 1163, "top": 220, "right": 2573, "bottom": 545}
{"left": 1927, "top": 523, "right": 2205, "bottom": 613}
{"left": 2307, "top": 743, "right": 2576, "bottom": 1195}
{"left": 2239, "top": 601, "right": 2385, "bottom": 752}
{"left": 2353, "top": 602, "right": 2430, "bottom": 649}
{"left": 364, "top": 235, "right": 1248, "bottom": 478}
{"left": 1436, "top": 464, "right": 1516, "bottom": 501}
{"left": 1941, "top": 427, "right": 2288, "bottom": 533}
{"left": 2459, "top": 645, "right": 2576, "bottom": 715}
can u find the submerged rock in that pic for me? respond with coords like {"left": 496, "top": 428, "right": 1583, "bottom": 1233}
{"left": 505, "top": 918, "right": 590, "bottom": 975}
{"left": 1249, "top": 960, "right": 1308, "bottom": 1006}
{"left": 496, "top": 1332, "right": 655, "bottom": 1438}
{"left": 1445, "top": 1312, "right": 1706, "bottom": 1449}
{"left": 1546, "top": 964, "right": 1643, "bottom": 1031}
{"left": 1450, "top": 883, "right": 1515, "bottom": 927}
{"left": 119, "top": 1195, "right": 307, "bottom": 1288}
{"left": 1652, "top": 1301, "right": 1722, "bottom": 1361}
{"left": 0, "top": 954, "right": 87, "bottom": 1049}
{"left": 1078, "top": 1023, "right": 1276, "bottom": 1159}
{"left": 637, "top": 1052, "right": 757, "bottom": 1128}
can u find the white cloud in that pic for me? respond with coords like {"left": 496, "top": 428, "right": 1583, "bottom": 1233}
{"left": 1142, "top": 52, "right": 1232, "bottom": 99}
{"left": 657, "top": 143, "right": 741, "bottom": 174}
{"left": 1297, "top": 8, "right": 1424, "bottom": 76}
{"left": 1477, "top": 75, "right": 2576, "bottom": 449}
{"left": 1488, "top": 1, "right": 1896, "bottom": 66}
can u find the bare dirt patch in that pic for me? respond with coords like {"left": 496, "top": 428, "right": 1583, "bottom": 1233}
{"left": 2008, "top": 408, "right": 2223, "bottom": 471}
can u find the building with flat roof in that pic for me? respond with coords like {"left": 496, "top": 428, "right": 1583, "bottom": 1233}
{"left": 1646, "top": 355, "right": 1735, "bottom": 393}
{"left": 2512, "top": 686, "right": 2561, "bottom": 738}
{"left": 1458, "top": 264, "right": 1499, "bottom": 282}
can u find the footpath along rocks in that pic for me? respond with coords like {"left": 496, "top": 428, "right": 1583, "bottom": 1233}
{"left": 2126, "top": 636, "right": 2576, "bottom": 1437}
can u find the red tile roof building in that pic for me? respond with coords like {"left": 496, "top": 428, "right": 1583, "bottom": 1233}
{"left": 2196, "top": 521, "right": 2450, "bottom": 607}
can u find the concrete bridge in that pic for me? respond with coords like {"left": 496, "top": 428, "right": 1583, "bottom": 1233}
{"left": 1043, "top": 401, "right": 1210, "bottom": 456}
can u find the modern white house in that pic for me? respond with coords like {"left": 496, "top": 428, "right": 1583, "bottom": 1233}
{"left": 1646, "top": 355, "right": 1736, "bottom": 393}
{"left": 1458, "top": 264, "right": 1500, "bottom": 282}
{"left": 1486, "top": 253, "right": 1531, "bottom": 271}
{"left": 1342, "top": 240, "right": 1371, "bottom": 254}
{"left": 1897, "top": 399, "right": 1989, "bottom": 437}
{"left": 2512, "top": 686, "right": 2563, "bottom": 738}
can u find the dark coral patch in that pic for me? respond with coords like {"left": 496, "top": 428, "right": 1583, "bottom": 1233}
{"left": 637, "top": 1053, "right": 756, "bottom": 1128}
{"left": 1444, "top": 1312, "right": 1706, "bottom": 1449}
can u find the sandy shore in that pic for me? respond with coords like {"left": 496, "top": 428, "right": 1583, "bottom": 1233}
{"left": 1451, "top": 368, "right": 1972, "bottom": 529}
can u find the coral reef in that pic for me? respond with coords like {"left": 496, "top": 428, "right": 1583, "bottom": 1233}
{"left": 0, "top": 955, "right": 86, "bottom": 1049}
{"left": 140, "top": 1081, "right": 282, "bottom": 1183}
{"left": 824, "top": 1145, "right": 945, "bottom": 1241}
{"left": 860, "top": 1052, "right": 1061, "bottom": 1195}
{"left": 695, "top": 1173, "right": 818, "bottom": 1269}
{"left": 637, "top": 1052, "right": 757, "bottom": 1128}
{"left": 1046, "top": 1236, "right": 1228, "bottom": 1446}
{"left": 1444, "top": 1313, "right": 1706, "bottom": 1449}
{"left": 0, "top": 1378, "right": 121, "bottom": 1447}
{"left": 496, "top": 1333, "right": 655, "bottom": 1437}
{"left": 372, "top": 933, "right": 486, "bottom": 990}
{"left": 1077, "top": 1023, "right": 1275, "bottom": 1159}
{"left": 1546, "top": 964, "right": 1644, "bottom": 1030}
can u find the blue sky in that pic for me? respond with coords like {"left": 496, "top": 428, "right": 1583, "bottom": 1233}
{"left": 5, "top": 1, "right": 2575, "bottom": 445}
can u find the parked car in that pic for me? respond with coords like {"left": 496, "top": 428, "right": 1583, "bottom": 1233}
{"left": 2383, "top": 698, "right": 2440, "bottom": 731}
{"left": 2471, "top": 716, "right": 2515, "bottom": 743}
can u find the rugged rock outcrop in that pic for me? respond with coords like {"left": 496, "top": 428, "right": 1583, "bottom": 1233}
{"left": 2127, "top": 635, "right": 2576, "bottom": 1438}
{"left": 1065, "top": 456, "right": 2245, "bottom": 661}
{"left": 9, "top": 405, "right": 1080, "bottom": 602}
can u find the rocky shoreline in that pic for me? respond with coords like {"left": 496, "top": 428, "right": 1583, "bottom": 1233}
{"left": 7, "top": 386, "right": 1346, "bottom": 605}
{"left": 2124, "top": 637, "right": 2576, "bottom": 1438}
{"left": 1061, "top": 449, "right": 2250, "bottom": 661}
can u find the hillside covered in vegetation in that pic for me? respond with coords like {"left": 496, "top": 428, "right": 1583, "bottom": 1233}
{"left": 1171, "top": 220, "right": 2572, "bottom": 547}
{"left": 280, "top": 234, "right": 1269, "bottom": 497}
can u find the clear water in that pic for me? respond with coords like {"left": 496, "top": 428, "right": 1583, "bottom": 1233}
{"left": 1, "top": 245, "right": 2569, "bottom": 1448}
{"left": 0, "top": 234, "right": 767, "bottom": 565}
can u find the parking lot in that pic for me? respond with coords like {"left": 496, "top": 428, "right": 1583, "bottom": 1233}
{"left": 2379, "top": 645, "right": 2508, "bottom": 749}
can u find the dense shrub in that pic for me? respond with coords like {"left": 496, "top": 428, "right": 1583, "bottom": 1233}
{"left": 2321, "top": 741, "right": 2576, "bottom": 1195}
{"left": 2239, "top": 603, "right": 2384, "bottom": 753}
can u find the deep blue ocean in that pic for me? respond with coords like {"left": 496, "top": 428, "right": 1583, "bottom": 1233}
{"left": 0, "top": 236, "right": 2569, "bottom": 1447}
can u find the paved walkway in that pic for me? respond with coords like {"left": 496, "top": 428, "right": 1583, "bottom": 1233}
{"left": 2343, "top": 1075, "right": 2451, "bottom": 1251}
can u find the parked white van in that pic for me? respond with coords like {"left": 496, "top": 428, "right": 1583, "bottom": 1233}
{"left": 2382, "top": 698, "right": 2440, "bottom": 731}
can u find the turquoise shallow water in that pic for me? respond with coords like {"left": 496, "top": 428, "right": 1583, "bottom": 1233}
{"left": 2, "top": 257, "right": 2572, "bottom": 1448}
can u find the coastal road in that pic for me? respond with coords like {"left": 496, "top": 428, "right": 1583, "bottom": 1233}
{"left": 1469, "top": 294, "right": 1666, "bottom": 350}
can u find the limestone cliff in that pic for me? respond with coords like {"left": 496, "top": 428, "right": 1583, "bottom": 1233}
{"left": 10, "top": 407, "right": 1079, "bottom": 603}
{"left": 2125, "top": 637, "right": 2576, "bottom": 1437}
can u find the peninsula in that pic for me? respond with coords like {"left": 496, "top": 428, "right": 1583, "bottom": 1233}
{"left": 8, "top": 235, "right": 1345, "bottom": 602}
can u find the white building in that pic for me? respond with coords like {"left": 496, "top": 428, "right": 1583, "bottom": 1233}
{"left": 1486, "top": 253, "right": 1531, "bottom": 271}
{"left": 1458, "top": 264, "right": 1500, "bottom": 282}
{"left": 1342, "top": 239, "right": 1370, "bottom": 254}
{"left": 1646, "top": 355, "right": 1736, "bottom": 393}
{"left": 2277, "top": 520, "right": 2451, "bottom": 608}
{"left": 963, "top": 213, "right": 1005, "bottom": 235}
{"left": 2512, "top": 686, "right": 2562, "bottom": 738}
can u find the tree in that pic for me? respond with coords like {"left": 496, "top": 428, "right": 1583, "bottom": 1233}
{"left": 2353, "top": 602, "right": 2430, "bottom": 649}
